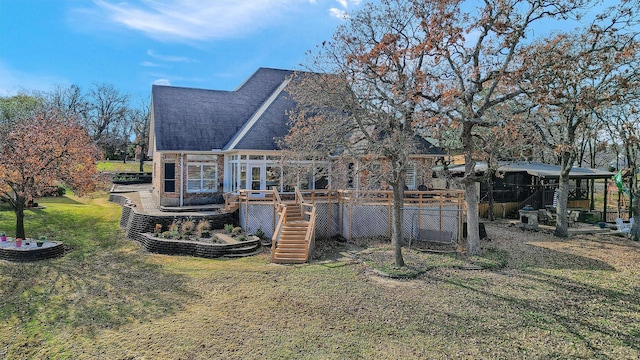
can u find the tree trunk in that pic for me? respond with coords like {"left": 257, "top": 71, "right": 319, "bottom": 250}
{"left": 465, "top": 181, "right": 481, "bottom": 255}
{"left": 391, "top": 178, "right": 406, "bottom": 267}
{"left": 487, "top": 176, "right": 495, "bottom": 221}
{"left": 462, "top": 122, "right": 481, "bottom": 256}
{"left": 631, "top": 193, "right": 639, "bottom": 241}
{"left": 555, "top": 160, "right": 571, "bottom": 238}
{"left": 139, "top": 155, "right": 145, "bottom": 172}
{"left": 14, "top": 199, "right": 26, "bottom": 239}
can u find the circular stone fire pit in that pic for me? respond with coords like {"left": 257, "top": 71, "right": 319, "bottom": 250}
{"left": 0, "top": 239, "right": 65, "bottom": 262}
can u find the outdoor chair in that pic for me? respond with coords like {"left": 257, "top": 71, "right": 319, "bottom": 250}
{"left": 568, "top": 210, "right": 580, "bottom": 227}
{"left": 615, "top": 218, "right": 632, "bottom": 234}
{"left": 538, "top": 209, "right": 555, "bottom": 226}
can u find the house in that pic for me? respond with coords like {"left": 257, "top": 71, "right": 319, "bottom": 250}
{"left": 149, "top": 67, "right": 446, "bottom": 208}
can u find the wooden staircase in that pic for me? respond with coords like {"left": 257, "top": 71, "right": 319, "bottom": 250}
{"left": 271, "top": 189, "right": 316, "bottom": 264}
{"left": 223, "top": 193, "right": 240, "bottom": 212}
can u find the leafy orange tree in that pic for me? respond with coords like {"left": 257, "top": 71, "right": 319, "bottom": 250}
{"left": 0, "top": 108, "right": 102, "bottom": 238}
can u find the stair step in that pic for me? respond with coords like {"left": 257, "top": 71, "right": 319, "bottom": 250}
{"left": 275, "top": 250, "right": 306, "bottom": 256}
{"left": 284, "top": 222, "right": 308, "bottom": 228}
{"left": 280, "top": 239, "right": 306, "bottom": 244}
{"left": 271, "top": 203, "right": 312, "bottom": 264}
{"left": 272, "top": 259, "right": 307, "bottom": 264}
{"left": 282, "top": 231, "right": 306, "bottom": 236}
{"left": 281, "top": 238, "right": 306, "bottom": 242}
{"left": 277, "top": 243, "right": 307, "bottom": 249}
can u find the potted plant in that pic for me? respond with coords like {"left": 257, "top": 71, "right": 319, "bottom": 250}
{"left": 154, "top": 224, "right": 163, "bottom": 237}
{"left": 37, "top": 236, "right": 46, "bottom": 247}
{"left": 15, "top": 237, "right": 22, "bottom": 247}
{"left": 0, "top": 232, "right": 6, "bottom": 242}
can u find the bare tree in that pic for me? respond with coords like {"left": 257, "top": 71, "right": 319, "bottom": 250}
{"left": 522, "top": 4, "right": 640, "bottom": 237}
{"left": 85, "top": 83, "right": 131, "bottom": 159}
{"left": 129, "top": 96, "right": 151, "bottom": 172}
{"left": 599, "top": 102, "right": 640, "bottom": 240}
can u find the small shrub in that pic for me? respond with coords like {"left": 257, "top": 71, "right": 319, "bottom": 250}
{"left": 196, "top": 220, "right": 211, "bottom": 237}
{"left": 254, "top": 228, "right": 265, "bottom": 239}
{"left": 161, "top": 231, "right": 174, "bottom": 239}
{"left": 237, "top": 235, "right": 246, "bottom": 242}
{"left": 154, "top": 224, "right": 163, "bottom": 236}
{"left": 224, "top": 224, "right": 234, "bottom": 233}
{"left": 168, "top": 221, "right": 180, "bottom": 238}
{"left": 231, "top": 227, "right": 242, "bottom": 236}
{"left": 181, "top": 219, "right": 196, "bottom": 235}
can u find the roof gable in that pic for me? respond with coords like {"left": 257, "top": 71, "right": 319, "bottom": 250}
{"left": 151, "top": 67, "right": 445, "bottom": 155}
{"left": 152, "top": 68, "right": 293, "bottom": 152}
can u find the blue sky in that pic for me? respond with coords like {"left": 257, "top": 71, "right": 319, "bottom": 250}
{"left": 0, "top": 0, "right": 369, "bottom": 98}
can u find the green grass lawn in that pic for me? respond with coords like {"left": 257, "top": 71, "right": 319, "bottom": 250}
{"left": 1, "top": 193, "right": 639, "bottom": 359}
{"left": 97, "top": 160, "right": 152, "bottom": 173}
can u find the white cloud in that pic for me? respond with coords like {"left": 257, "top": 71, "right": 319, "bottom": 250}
{"left": 337, "top": 0, "right": 361, "bottom": 8}
{"left": 140, "top": 61, "right": 165, "bottom": 67}
{"left": 152, "top": 79, "right": 171, "bottom": 86}
{"left": 329, "top": 8, "right": 348, "bottom": 20}
{"left": 146, "top": 50, "right": 195, "bottom": 63}
{"left": 91, "top": 0, "right": 304, "bottom": 41}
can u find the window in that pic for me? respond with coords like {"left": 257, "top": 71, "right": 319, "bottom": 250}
{"left": 239, "top": 164, "right": 247, "bottom": 189}
{"left": 164, "top": 163, "right": 176, "bottom": 193}
{"left": 406, "top": 164, "right": 416, "bottom": 190}
{"left": 187, "top": 163, "right": 218, "bottom": 193}
{"left": 266, "top": 164, "right": 281, "bottom": 191}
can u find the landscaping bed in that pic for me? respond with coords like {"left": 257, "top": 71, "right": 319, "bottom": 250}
{"left": 139, "top": 233, "right": 261, "bottom": 258}
{"left": 140, "top": 223, "right": 262, "bottom": 258}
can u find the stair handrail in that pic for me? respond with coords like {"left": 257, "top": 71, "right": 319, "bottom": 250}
{"left": 272, "top": 186, "right": 282, "bottom": 203}
{"left": 295, "top": 187, "right": 316, "bottom": 262}
{"left": 271, "top": 205, "right": 287, "bottom": 255}
{"left": 303, "top": 203, "right": 316, "bottom": 261}
{"left": 516, "top": 188, "right": 543, "bottom": 212}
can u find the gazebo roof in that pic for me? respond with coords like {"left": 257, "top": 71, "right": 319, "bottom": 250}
{"left": 448, "top": 161, "right": 614, "bottom": 179}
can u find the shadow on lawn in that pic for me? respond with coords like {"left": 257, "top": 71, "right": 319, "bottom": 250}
{"left": 506, "top": 242, "right": 617, "bottom": 271}
{"left": 417, "top": 235, "right": 640, "bottom": 358}
{"left": 434, "top": 267, "right": 639, "bottom": 357}
{"left": 0, "top": 247, "right": 194, "bottom": 337}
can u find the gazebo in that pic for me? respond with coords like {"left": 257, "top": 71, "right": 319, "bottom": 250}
{"left": 447, "top": 161, "right": 615, "bottom": 220}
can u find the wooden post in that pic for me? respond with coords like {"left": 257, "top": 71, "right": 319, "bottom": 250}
{"left": 603, "top": 178, "right": 608, "bottom": 223}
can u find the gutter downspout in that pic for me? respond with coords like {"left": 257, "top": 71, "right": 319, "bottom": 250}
{"left": 180, "top": 153, "right": 184, "bottom": 207}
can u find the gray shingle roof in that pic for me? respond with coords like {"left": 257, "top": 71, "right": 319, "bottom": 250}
{"left": 152, "top": 67, "right": 445, "bottom": 155}
{"left": 152, "top": 68, "right": 294, "bottom": 151}
{"left": 448, "top": 161, "right": 614, "bottom": 179}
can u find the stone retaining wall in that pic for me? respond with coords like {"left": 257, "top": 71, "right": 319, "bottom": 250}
{"left": 109, "top": 193, "right": 253, "bottom": 258}
{"left": 139, "top": 234, "right": 261, "bottom": 258}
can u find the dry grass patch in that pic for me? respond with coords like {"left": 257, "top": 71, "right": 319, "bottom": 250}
{"left": 1, "top": 198, "right": 639, "bottom": 359}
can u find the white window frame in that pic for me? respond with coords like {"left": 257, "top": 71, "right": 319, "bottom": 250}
{"left": 406, "top": 163, "right": 416, "bottom": 190}
{"left": 186, "top": 162, "right": 218, "bottom": 193}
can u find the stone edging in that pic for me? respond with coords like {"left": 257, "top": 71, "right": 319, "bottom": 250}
{"left": 140, "top": 234, "right": 261, "bottom": 258}
{"left": 0, "top": 241, "right": 65, "bottom": 262}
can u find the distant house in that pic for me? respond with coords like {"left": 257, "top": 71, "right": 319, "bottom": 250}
{"left": 149, "top": 67, "right": 446, "bottom": 208}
